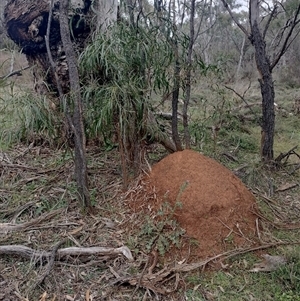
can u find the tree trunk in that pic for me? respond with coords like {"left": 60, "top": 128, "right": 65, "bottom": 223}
{"left": 59, "top": 0, "right": 91, "bottom": 210}
{"left": 183, "top": 0, "right": 195, "bottom": 149}
{"left": 250, "top": 0, "right": 275, "bottom": 162}
{"left": 235, "top": 34, "right": 246, "bottom": 81}
{"left": 172, "top": 53, "right": 183, "bottom": 152}
{"left": 94, "top": 0, "right": 118, "bottom": 32}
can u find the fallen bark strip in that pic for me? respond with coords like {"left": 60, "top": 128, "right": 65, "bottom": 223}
{"left": 0, "top": 209, "right": 62, "bottom": 232}
{"left": 0, "top": 244, "right": 134, "bottom": 261}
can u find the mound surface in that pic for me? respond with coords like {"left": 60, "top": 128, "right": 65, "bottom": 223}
{"left": 148, "top": 149, "right": 258, "bottom": 258}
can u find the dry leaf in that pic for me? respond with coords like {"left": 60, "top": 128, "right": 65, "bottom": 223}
{"left": 250, "top": 254, "right": 287, "bottom": 272}
{"left": 85, "top": 289, "right": 90, "bottom": 301}
{"left": 276, "top": 183, "right": 297, "bottom": 192}
{"left": 39, "top": 292, "right": 47, "bottom": 301}
{"left": 68, "top": 226, "right": 83, "bottom": 235}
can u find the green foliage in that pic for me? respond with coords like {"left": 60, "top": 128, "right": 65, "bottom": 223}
{"left": 79, "top": 22, "right": 175, "bottom": 139}
{"left": 138, "top": 202, "right": 185, "bottom": 256}
{"left": 225, "top": 131, "right": 258, "bottom": 151}
{"left": 275, "top": 291, "right": 300, "bottom": 301}
{"left": 273, "top": 259, "right": 300, "bottom": 293}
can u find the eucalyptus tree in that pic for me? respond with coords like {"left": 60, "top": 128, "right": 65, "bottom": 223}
{"left": 221, "top": 0, "right": 300, "bottom": 162}
{"left": 80, "top": 0, "right": 180, "bottom": 185}
{"left": 58, "top": 0, "right": 91, "bottom": 210}
{"left": 3, "top": 0, "right": 98, "bottom": 209}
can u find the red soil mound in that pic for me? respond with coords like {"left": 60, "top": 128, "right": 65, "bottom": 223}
{"left": 148, "top": 149, "right": 258, "bottom": 259}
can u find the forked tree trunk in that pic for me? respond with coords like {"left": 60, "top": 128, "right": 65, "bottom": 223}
{"left": 222, "top": 0, "right": 300, "bottom": 162}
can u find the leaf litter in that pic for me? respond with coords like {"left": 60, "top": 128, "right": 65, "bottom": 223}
{"left": 0, "top": 145, "right": 300, "bottom": 300}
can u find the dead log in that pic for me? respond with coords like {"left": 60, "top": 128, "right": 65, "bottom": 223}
{"left": 0, "top": 244, "right": 134, "bottom": 261}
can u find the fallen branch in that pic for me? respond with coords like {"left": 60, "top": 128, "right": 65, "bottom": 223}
{"left": 0, "top": 244, "right": 134, "bottom": 261}
{"left": 112, "top": 241, "right": 300, "bottom": 294}
{"left": 0, "top": 209, "right": 62, "bottom": 233}
{"left": 224, "top": 84, "right": 261, "bottom": 126}
{"left": 0, "top": 66, "right": 30, "bottom": 80}
{"left": 275, "top": 145, "right": 299, "bottom": 163}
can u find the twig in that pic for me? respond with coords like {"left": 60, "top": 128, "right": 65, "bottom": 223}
{"left": 13, "top": 142, "right": 35, "bottom": 161}
{"left": 224, "top": 85, "right": 261, "bottom": 126}
{"left": 288, "top": 163, "right": 300, "bottom": 175}
{"left": 131, "top": 251, "right": 158, "bottom": 298}
{"left": 10, "top": 201, "right": 38, "bottom": 224}
{"left": 28, "top": 239, "right": 67, "bottom": 293}
{"left": 255, "top": 218, "right": 262, "bottom": 242}
{"left": 0, "top": 209, "right": 62, "bottom": 233}
{"left": 0, "top": 66, "right": 30, "bottom": 80}
{"left": 113, "top": 241, "right": 300, "bottom": 294}
{"left": 1, "top": 201, "right": 36, "bottom": 219}
{"left": 275, "top": 145, "right": 298, "bottom": 162}
{"left": 0, "top": 162, "right": 39, "bottom": 171}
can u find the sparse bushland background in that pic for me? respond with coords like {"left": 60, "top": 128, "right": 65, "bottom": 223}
{"left": 1, "top": 0, "right": 300, "bottom": 300}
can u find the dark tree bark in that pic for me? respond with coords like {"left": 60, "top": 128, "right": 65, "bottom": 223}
{"left": 172, "top": 51, "right": 183, "bottom": 152}
{"left": 4, "top": 0, "right": 91, "bottom": 209}
{"left": 59, "top": 0, "right": 91, "bottom": 210}
{"left": 221, "top": 0, "right": 300, "bottom": 162}
{"left": 250, "top": 21, "right": 275, "bottom": 161}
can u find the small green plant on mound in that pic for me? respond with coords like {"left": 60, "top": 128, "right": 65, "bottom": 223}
{"left": 138, "top": 182, "right": 188, "bottom": 256}
{"left": 139, "top": 201, "right": 185, "bottom": 256}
